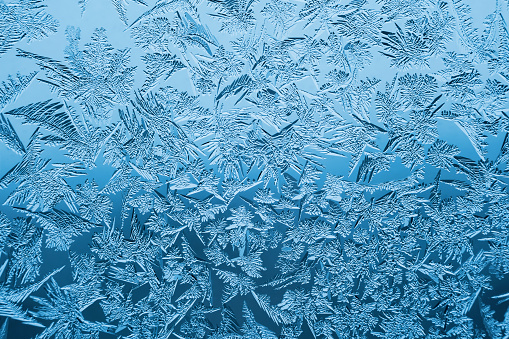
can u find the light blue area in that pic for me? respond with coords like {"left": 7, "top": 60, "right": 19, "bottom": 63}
{"left": 0, "top": 0, "right": 509, "bottom": 338}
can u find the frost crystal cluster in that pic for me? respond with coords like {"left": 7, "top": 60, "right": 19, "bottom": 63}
{"left": 1, "top": 0, "right": 509, "bottom": 338}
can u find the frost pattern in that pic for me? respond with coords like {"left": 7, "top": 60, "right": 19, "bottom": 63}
{"left": 1, "top": 0, "right": 509, "bottom": 338}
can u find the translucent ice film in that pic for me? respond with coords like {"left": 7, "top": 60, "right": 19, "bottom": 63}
{"left": 1, "top": 0, "right": 509, "bottom": 338}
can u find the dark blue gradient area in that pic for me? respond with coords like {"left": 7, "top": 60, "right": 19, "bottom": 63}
{"left": 1, "top": 0, "right": 509, "bottom": 338}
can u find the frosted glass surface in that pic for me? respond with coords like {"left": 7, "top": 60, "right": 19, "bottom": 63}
{"left": 1, "top": 0, "right": 509, "bottom": 338}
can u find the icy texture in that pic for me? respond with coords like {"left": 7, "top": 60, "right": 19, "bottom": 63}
{"left": 1, "top": 0, "right": 509, "bottom": 338}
